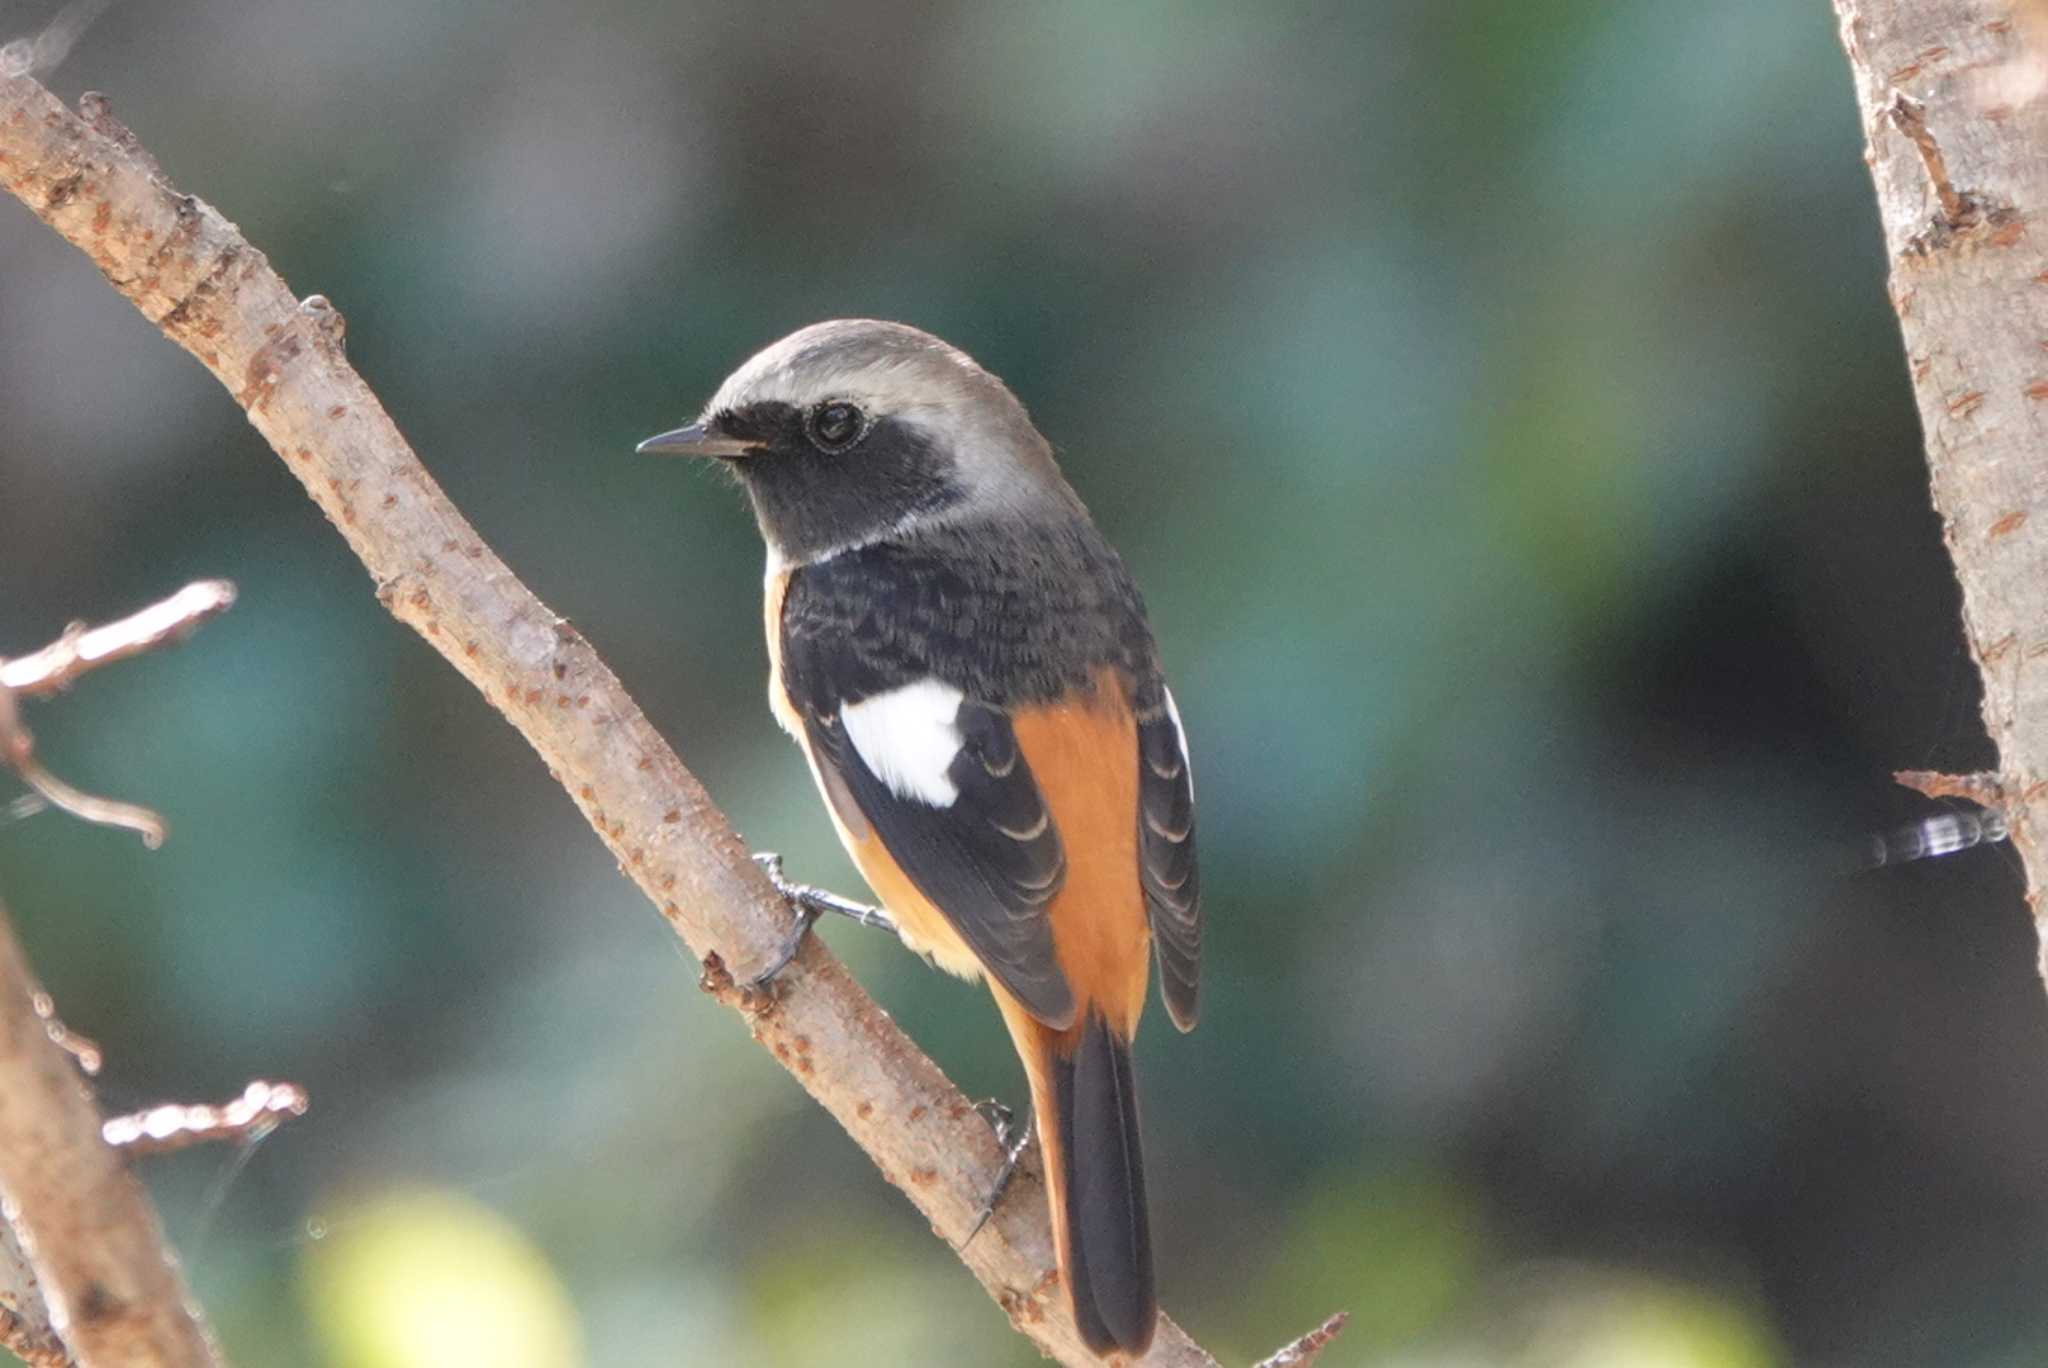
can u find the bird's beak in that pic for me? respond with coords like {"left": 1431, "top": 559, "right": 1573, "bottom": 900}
{"left": 635, "top": 422, "right": 756, "bottom": 459}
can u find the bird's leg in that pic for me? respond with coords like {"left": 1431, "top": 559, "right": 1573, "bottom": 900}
{"left": 963, "top": 1099, "right": 1035, "bottom": 1247}
{"left": 746, "top": 852, "right": 897, "bottom": 987}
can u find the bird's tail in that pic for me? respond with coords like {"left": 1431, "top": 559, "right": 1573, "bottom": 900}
{"left": 1007, "top": 1002, "right": 1156, "bottom": 1358}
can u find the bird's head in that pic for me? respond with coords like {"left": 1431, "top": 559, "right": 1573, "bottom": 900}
{"left": 640, "top": 319, "right": 1071, "bottom": 565}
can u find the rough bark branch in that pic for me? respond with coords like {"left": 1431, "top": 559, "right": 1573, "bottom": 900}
{"left": 0, "top": 72, "right": 1319, "bottom": 1364}
{"left": 1834, "top": 1, "right": 2048, "bottom": 981}
{"left": 0, "top": 896, "right": 218, "bottom": 1367}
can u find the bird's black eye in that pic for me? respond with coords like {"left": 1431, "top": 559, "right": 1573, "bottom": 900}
{"left": 807, "top": 401, "right": 866, "bottom": 452}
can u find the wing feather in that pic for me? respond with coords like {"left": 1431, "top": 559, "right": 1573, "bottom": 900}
{"left": 1138, "top": 686, "right": 1200, "bottom": 1031}
{"left": 783, "top": 588, "right": 1076, "bottom": 1025}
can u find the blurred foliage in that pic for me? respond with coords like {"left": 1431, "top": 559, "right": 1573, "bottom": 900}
{"left": 302, "top": 1188, "right": 582, "bottom": 1368}
{"left": 3, "top": 0, "right": 2046, "bottom": 1365}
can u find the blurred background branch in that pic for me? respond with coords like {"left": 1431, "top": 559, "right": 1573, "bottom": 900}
{"left": 100, "top": 1081, "right": 310, "bottom": 1160}
{"left": 0, "top": 581, "right": 267, "bottom": 1366}
{"left": 1832, "top": 0, "right": 2048, "bottom": 978}
{"left": 0, "top": 581, "right": 237, "bottom": 700}
{"left": 0, "top": 581, "right": 236, "bottom": 850}
{"left": 0, "top": 68, "right": 1329, "bottom": 1366}
{"left": 0, "top": 1221, "right": 67, "bottom": 1368}
{"left": 0, "top": 893, "right": 220, "bottom": 1368}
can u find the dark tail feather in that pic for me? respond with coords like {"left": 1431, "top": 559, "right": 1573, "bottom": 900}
{"left": 1051, "top": 1013, "right": 1156, "bottom": 1357}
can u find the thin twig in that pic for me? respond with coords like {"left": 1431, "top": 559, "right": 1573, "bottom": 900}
{"left": 101, "top": 1080, "right": 308, "bottom": 1157}
{"left": 6, "top": 753, "right": 166, "bottom": 849}
{"left": 31, "top": 991, "right": 101, "bottom": 1077}
{"left": 0, "top": 581, "right": 238, "bottom": 697}
{"left": 0, "top": 581, "right": 236, "bottom": 848}
{"left": 0, "top": 74, "right": 1270, "bottom": 1365}
{"left": 1250, "top": 1312, "right": 1350, "bottom": 1368}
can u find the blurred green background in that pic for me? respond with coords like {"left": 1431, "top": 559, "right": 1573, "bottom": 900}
{"left": 3, "top": 1, "right": 2042, "bottom": 1365}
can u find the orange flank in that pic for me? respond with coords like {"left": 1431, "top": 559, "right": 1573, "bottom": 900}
{"left": 1006, "top": 678, "right": 1149, "bottom": 1039}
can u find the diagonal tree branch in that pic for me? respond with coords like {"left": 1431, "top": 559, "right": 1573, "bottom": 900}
{"left": 1832, "top": 2, "right": 2048, "bottom": 982}
{"left": 0, "top": 72, "right": 1329, "bottom": 1365}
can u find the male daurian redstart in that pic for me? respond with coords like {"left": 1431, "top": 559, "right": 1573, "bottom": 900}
{"left": 640, "top": 320, "right": 1200, "bottom": 1357}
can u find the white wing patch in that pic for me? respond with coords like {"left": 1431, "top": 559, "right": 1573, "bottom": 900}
{"left": 841, "top": 679, "right": 966, "bottom": 807}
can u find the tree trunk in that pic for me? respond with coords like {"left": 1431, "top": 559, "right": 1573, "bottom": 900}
{"left": 1834, "top": 0, "right": 2048, "bottom": 978}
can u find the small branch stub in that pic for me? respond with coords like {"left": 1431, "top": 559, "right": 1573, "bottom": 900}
{"left": 1894, "top": 768, "right": 2006, "bottom": 807}
{"left": 1250, "top": 1312, "right": 1350, "bottom": 1368}
{"left": 1887, "top": 93, "right": 1971, "bottom": 228}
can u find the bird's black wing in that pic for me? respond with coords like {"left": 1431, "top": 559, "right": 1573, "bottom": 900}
{"left": 781, "top": 546, "right": 1075, "bottom": 1027}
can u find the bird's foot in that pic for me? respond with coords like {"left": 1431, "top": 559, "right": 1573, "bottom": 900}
{"left": 746, "top": 852, "right": 896, "bottom": 988}
{"left": 964, "top": 1099, "right": 1034, "bottom": 1247}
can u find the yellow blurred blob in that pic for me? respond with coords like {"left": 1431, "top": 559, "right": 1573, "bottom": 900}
{"left": 300, "top": 1187, "right": 583, "bottom": 1368}
{"left": 1539, "top": 1272, "right": 1779, "bottom": 1368}
{"left": 1458, "top": 1263, "right": 1784, "bottom": 1368}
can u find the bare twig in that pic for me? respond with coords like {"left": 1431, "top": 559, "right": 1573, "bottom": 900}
{"left": 1834, "top": 1, "right": 2048, "bottom": 982}
{"left": 0, "top": 896, "right": 219, "bottom": 1366}
{"left": 3, "top": 751, "right": 166, "bottom": 849}
{"left": 0, "top": 687, "right": 151, "bottom": 849}
{"left": 1250, "top": 1312, "right": 1350, "bottom": 1368}
{"left": 31, "top": 991, "right": 101, "bottom": 1077}
{"left": 0, "top": 581, "right": 237, "bottom": 697}
{"left": 0, "top": 581, "right": 235, "bottom": 848}
{"left": 101, "top": 1080, "right": 308, "bottom": 1157}
{"left": 0, "top": 74, "right": 1313, "bottom": 1364}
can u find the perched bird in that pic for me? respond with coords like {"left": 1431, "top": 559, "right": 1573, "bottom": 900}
{"left": 640, "top": 320, "right": 1201, "bottom": 1357}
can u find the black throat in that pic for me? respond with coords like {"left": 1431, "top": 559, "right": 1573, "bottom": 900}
{"left": 720, "top": 402, "right": 964, "bottom": 562}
